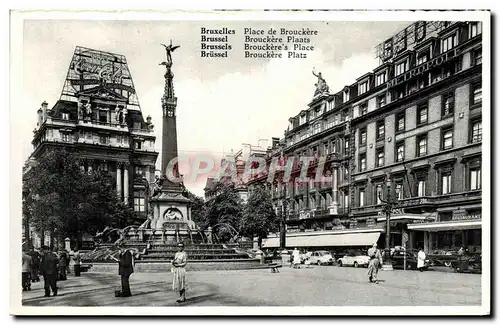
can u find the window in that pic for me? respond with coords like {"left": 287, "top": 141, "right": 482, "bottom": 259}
{"left": 470, "top": 168, "right": 481, "bottom": 190}
{"left": 99, "top": 135, "right": 108, "bottom": 144}
{"left": 396, "top": 141, "right": 405, "bottom": 162}
{"left": 324, "top": 142, "right": 330, "bottom": 155}
{"left": 376, "top": 121, "right": 385, "bottom": 140}
{"left": 417, "top": 134, "right": 427, "bottom": 157}
{"left": 376, "top": 72, "right": 387, "bottom": 86}
{"left": 134, "top": 197, "right": 146, "bottom": 212}
{"left": 135, "top": 166, "right": 144, "bottom": 177}
{"left": 344, "top": 193, "right": 349, "bottom": 208}
{"left": 86, "top": 132, "right": 92, "bottom": 139}
{"left": 417, "top": 50, "right": 430, "bottom": 65}
{"left": 344, "top": 137, "right": 349, "bottom": 153}
{"left": 359, "top": 154, "right": 367, "bottom": 172}
{"left": 376, "top": 184, "right": 383, "bottom": 204}
{"left": 61, "top": 112, "right": 69, "bottom": 120}
{"left": 442, "top": 128, "right": 453, "bottom": 150}
{"left": 442, "top": 92, "right": 455, "bottom": 117}
{"left": 100, "top": 162, "right": 109, "bottom": 172}
{"left": 343, "top": 89, "right": 350, "bottom": 102}
{"left": 359, "top": 81, "right": 368, "bottom": 94}
{"left": 359, "top": 128, "right": 367, "bottom": 146}
{"left": 299, "top": 114, "right": 306, "bottom": 125}
{"left": 470, "top": 22, "right": 482, "bottom": 38}
{"left": 376, "top": 148, "right": 385, "bottom": 167}
{"left": 417, "top": 180, "right": 426, "bottom": 197}
{"left": 395, "top": 183, "right": 403, "bottom": 200}
{"left": 396, "top": 112, "right": 405, "bottom": 132}
{"left": 474, "top": 49, "right": 482, "bottom": 65}
{"left": 359, "top": 102, "right": 368, "bottom": 116}
{"left": 62, "top": 133, "right": 70, "bottom": 142}
{"left": 395, "top": 61, "right": 408, "bottom": 76}
{"left": 417, "top": 102, "right": 428, "bottom": 125}
{"left": 471, "top": 83, "right": 482, "bottom": 105}
{"left": 377, "top": 94, "right": 386, "bottom": 108}
{"left": 441, "top": 33, "right": 457, "bottom": 53}
{"left": 135, "top": 141, "right": 142, "bottom": 149}
{"left": 117, "top": 135, "right": 122, "bottom": 144}
{"left": 313, "top": 123, "right": 321, "bottom": 135}
{"left": 441, "top": 173, "right": 452, "bottom": 195}
{"left": 359, "top": 189, "right": 365, "bottom": 207}
{"left": 471, "top": 120, "right": 482, "bottom": 143}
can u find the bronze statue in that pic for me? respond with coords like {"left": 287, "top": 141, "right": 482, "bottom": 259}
{"left": 312, "top": 68, "right": 330, "bottom": 96}
{"left": 160, "top": 40, "right": 180, "bottom": 68}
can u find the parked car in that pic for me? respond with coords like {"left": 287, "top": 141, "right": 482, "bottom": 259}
{"left": 337, "top": 251, "right": 370, "bottom": 267}
{"left": 391, "top": 249, "right": 430, "bottom": 270}
{"left": 309, "top": 250, "right": 334, "bottom": 266}
{"left": 451, "top": 253, "right": 481, "bottom": 274}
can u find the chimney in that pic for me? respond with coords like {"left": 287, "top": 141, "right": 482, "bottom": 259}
{"left": 41, "top": 101, "right": 48, "bottom": 122}
{"left": 37, "top": 107, "right": 43, "bottom": 127}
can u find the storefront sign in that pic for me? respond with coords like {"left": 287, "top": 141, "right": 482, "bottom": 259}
{"left": 387, "top": 48, "right": 462, "bottom": 89}
{"left": 452, "top": 210, "right": 481, "bottom": 221}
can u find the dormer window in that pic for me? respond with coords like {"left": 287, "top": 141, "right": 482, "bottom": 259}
{"left": 99, "top": 110, "right": 108, "bottom": 123}
{"left": 299, "top": 114, "right": 307, "bottom": 125}
{"left": 61, "top": 112, "right": 69, "bottom": 120}
{"left": 343, "top": 89, "right": 350, "bottom": 102}
{"left": 441, "top": 33, "right": 457, "bottom": 53}
{"left": 395, "top": 60, "right": 408, "bottom": 76}
{"left": 375, "top": 72, "right": 387, "bottom": 86}
{"left": 359, "top": 81, "right": 368, "bottom": 95}
{"left": 470, "top": 22, "right": 482, "bottom": 38}
{"left": 417, "top": 48, "right": 431, "bottom": 65}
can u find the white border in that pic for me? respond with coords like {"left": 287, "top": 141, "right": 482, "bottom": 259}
{"left": 9, "top": 9, "right": 491, "bottom": 316}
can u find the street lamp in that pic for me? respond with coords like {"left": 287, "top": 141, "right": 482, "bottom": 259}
{"left": 378, "top": 176, "right": 399, "bottom": 271}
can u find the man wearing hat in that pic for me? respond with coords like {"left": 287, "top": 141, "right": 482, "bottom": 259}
{"left": 111, "top": 241, "right": 134, "bottom": 297}
{"left": 40, "top": 245, "right": 59, "bottom": 297}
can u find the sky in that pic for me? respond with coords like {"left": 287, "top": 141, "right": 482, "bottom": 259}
{"left": 19, "top": 19, "right": 411, "bottom": 197}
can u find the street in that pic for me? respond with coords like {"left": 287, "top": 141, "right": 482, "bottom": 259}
{"left": 22, "top": 266, "right": 481, "bottom": 307}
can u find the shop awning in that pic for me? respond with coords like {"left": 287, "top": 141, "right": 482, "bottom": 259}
{"left": 376, "top": 214, "right": 434, "bottom": 222}
{"left": 262, "top": 230, "right": 382, "bottom": 248}
{"left": 407, "top": 220, "right": 482, "bottom": 232}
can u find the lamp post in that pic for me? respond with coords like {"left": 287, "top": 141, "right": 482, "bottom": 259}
{"left": 378, "top": 176, "right": 399, "bottom": 271}
{"left": 280, "top": 183, "right": 288, "bottom": 250}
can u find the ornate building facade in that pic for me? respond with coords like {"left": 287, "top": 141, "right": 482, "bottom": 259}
{"left": 29, "top": 47, "right": 158, "bottom": 221}
{"left": 249, "top": 21, "right": 483, "bottom": 253}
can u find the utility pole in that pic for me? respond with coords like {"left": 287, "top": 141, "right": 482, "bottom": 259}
{"left": 280, "top": 182, "right": 287, "bottom": 250}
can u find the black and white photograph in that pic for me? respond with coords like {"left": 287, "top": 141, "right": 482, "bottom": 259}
{"left": 9, "top": 9, "right": 490, "bottom": 315}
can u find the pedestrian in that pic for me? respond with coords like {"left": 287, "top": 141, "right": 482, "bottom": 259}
{"left": 458, "top": 247, "right": 464, "bottom": 256}
{"left": 73, "top": 248, "right": 81, "bottom": 277}
{"left": 29, "top": 247, "right": 40, "bottom": 282}
{"left": 172, "top": 242, "right": 187, "bottom": 303}
{"left": 289, "top": 253, "right": 294, "bottom": 268}
{"left": 417, "top": 248, "right": 426, "bottom": 272}
{"left": 367, "top": 243, "right": 383, "bottom": 284}
{"left": 111, "top": 243, "right": 134, "bottom": 297}
{"left": 40, "top": 245, "right": 59, "bottom": 297}
{"left": 58, "top": 247, "right": 69, "bottom": 281}
{"left": 22, "top": 249, "right": 32, "bottom": 291}
{"left": 292, "top": 248, "right": 301, "bottom": 269}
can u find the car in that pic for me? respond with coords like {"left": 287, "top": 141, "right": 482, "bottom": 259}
{"left": 391, "top": 249, "right": 430, "bottom": 270}
{"left": 309, "top": 250, "right": 334, "bottom": 266}
{"left": 337, "top": 252, "right": 370, "bottom": 267}
{"left": 451, "top": 253, "right": 481, "bottom": 274}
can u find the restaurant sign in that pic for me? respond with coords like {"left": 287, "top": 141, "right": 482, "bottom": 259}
{"left": 387, "top": 48, "right": 462, "bottom": 89}
{"left": 452, "top": 210, "right": 481, "bottom": 221}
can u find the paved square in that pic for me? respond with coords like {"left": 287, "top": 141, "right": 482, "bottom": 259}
{"left": 22, "top": 266, "right": 481, "bottom": 306}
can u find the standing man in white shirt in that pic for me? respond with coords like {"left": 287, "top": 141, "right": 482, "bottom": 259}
{"left": 417, "top": 248, "right": 426, "bottom": 272}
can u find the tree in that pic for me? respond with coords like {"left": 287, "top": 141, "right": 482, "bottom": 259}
{"left": 184, "top": 190, "right": 206, "bottom": 226}
{"left": 240, "top": 185, "right": 279, "bottom": 248}
{"left": 204, "top": 181, "right": 244, "bottom": 241}
{"left": 22, "top": 148, "right": 133, "bottom": 248}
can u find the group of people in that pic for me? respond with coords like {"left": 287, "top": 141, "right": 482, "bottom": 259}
{"left": 113, "top": 241, "right": 188, "bottom": 303}
{"left": 21, "top": 245, "right": 82, "bottom": 296}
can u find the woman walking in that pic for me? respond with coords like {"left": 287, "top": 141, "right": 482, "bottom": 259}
{"left": 172, "top": 242, "right": 188, "bottom": 303}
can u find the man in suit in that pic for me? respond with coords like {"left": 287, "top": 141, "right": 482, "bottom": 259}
{"left": 58, "top": 248, "right": 69, "bottom": 281}
{"left": 113, "top": 243, "right": 134, "bottom": 297}
{"left": 40, "top": 245, "right": 59, "bottom": 297}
